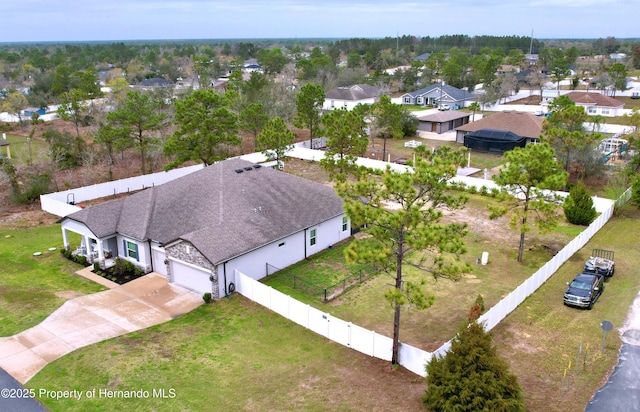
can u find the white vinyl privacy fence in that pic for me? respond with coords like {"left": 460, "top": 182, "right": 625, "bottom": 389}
{"left": 235, "top": 271, "right": 394, "bottom": 361}
{"left": 236, "top": 191, "right": 619, "bottom": 377}
{"left": 40, "top": 164, "right": 204, "bottom": 217}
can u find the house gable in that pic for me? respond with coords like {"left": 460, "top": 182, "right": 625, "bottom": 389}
{"left": 401, "top": 83, "right": 474, "bottom": 106}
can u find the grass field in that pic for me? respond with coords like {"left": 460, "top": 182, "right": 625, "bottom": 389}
{"left": 27, "top": 296, "right": 426, "bottom": 412}
{"left": 0, "top": 225, "right": 105, "bottom": 337}
{"left": 20, "top": 206, "right": 639, "bottom": 411}
{"left": 263, "top": 193, "right": 578, "bottom": 351}
{"left": 2, "top": 158, "right": 638, "bottom": 411}
{"left": 1, "top": 133, "right": 49, "bottom": 166}
{"left": 492, "top": 205, "right": 640, "bottom": 411}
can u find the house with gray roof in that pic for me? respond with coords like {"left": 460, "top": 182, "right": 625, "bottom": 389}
{"left": 60, "top": 158, "right": 350, "bottom": 299}
{"left": 322, "top": 84, "right": 381, "bottom": 111}
{"left": 400, "top": 83, "right": 475, "bottom": 108}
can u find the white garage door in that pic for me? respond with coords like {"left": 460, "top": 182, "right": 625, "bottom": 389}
{"left": 170, "top": 260, "right": 212, "bottom": 294}
{"left": 152, "top": 249, "right": 167, "bottom": 276}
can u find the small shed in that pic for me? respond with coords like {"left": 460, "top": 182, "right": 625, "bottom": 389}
{"left": 463, "top": 129, "right": 526, "bottom": 154}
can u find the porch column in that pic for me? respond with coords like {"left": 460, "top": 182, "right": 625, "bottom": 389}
{"left": 83, "top": 235, "right": 91, "bottom": 262}
{"left": 61, "top": 227, "right": 69, "bottom": 250}
{"left": 96, "top": 240, "right": 105, "bottom": 269}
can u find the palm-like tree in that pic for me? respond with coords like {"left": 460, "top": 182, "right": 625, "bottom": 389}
{"left": 468, "top": 102, "right": 480, "bottom": 122}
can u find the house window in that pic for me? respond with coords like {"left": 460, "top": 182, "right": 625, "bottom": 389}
{"left": 602, "top": 108, "right": 610, "bottom": 115}
{"left": 404, "top": 97, "right": 411, "bottom": 104}
{"left": 278, "top": 242, "right": 285, "bottom": 247}
{"left": 587, "top": 107, "right": 597, "bottom": 114}
{"left": 123, "top": 240, "right": 139, "bottom": 261}
{"left": 331, "top": 100, "right": 335, "bottom": 108}
{"left": 416, "top": 97, "right": 423, "bottom": 104}
{"left": 310, "top": 229, "right": 317, "bottom": 246}
{"left": 342, "top": 216, "right": 348, "bottom": 232}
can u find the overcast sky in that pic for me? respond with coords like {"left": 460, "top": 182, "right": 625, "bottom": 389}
{"left": 0, "top": 1, "right": 637, "bottom": 43}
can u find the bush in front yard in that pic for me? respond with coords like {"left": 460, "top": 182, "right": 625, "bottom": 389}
{"left": 423, "top": 321, "right": 524, "bottom": 412}
{"left": 564, "top": 182, "right": 597, "bottom": 226}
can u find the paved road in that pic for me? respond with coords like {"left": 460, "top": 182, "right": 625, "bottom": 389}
{"left": 0, "top": 367, "right": 48, "bottom": 412}
{"left": 585, "top": 291, "right": 640, "bottom": 411}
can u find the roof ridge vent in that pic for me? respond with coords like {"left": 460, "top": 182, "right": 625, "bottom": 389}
{"left": 235, "top": 169, "right": 244, "bottom": 173}
{"left": 243, "top": 166, "right": 253, "bottom": 171}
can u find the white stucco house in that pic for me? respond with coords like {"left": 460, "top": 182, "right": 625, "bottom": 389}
{"left": 322, "top": 84, "right": 381, "bottom": 111}
{"left": 563, "top": 91, "right": 625, "bottom": 117}
{"left": 60, "top": 158, "right": 350, "bottom": 299}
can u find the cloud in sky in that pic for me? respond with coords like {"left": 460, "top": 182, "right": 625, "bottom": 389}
{"left": 0, "top": 0, "right": 636, "bottom": 42}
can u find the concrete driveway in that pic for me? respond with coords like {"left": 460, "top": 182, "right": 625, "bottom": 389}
{"left": 0, "top": 273, "right": 202, "bottom": 384}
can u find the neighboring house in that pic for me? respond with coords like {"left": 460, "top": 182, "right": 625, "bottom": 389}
{"left": 323, "top": 84, "right": 381, "bottom": 111}
{"left": 243, "top": 58, "right": 263, "bottom": 73}
{"left": 60, "top": 158, "right": 350, "bottom": 300}
{"left": 413, "top": 53, "right": 430, "bottom": 62}
{"left": 135, "top": 77, "right": 174, "bottom": 89}
{"left": 541, "top": 89, "right": 560, "bottom": 102}
{"left": 400, "top": 83, "right": 475, "bottom": 108}
{"left": 563, "top": 91, "right": 625, "bottom": 117}
{"left": 454, "top": 110, "right": 544, "bottom": 145}
{"left": 496, "top": 65, "right": 521, "bottom": 75}
{"left": 417, "top": 110, "right": 471, "bottom": 134}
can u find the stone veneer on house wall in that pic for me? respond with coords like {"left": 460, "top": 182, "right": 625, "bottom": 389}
{"left": 165, "top": 240, "right": 220, "bottom": 300}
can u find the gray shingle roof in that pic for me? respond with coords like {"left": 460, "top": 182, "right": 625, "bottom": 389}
{"left": 325, "top": 84, "right": 381, "bottom": 101}
{"left": 417, "top": 111, "right": 471, "bottom": 122}
{"left": 403, "top": 83, "right": 472, "bottom": 101}
{"left": 63, "top": 158, "right": 345, "bottom": 265}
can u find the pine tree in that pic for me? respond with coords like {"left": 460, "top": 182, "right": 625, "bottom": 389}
{"left": 564, "top": 182, "right": 597, "bottom": 225}
{"left": 423, "top": 321, "right": 525, "bottom": 412}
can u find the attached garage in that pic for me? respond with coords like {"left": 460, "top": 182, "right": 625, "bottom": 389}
{"left": 152, "top": 247, "right": 168, "bottom": 276}
{"left": 170, "top": 260, "right": 213, "bottom": 294}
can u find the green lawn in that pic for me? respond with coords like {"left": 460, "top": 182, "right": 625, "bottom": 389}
{"left": 4, "top": 200, "right": 639, "bottom": 411}
{"left": 28, "top": 296, "right": 425, "bottom": 412}
{"left": 23, "top": 208, "right": 637, "bottom": 412}
{"left": 491, "top": 205, "right": 640, "bottom": 412}
{"left": 264, "top": 194, "right": 577, "bottom": 351}
{"left": 1, "top": 133, "right": 49, "bottom": 166}
{"left": 0, "top": 225, "right": 105, "bottom": 336}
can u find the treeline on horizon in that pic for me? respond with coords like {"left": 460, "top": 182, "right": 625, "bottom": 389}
{"left": 1, "top": 34, "right": 637, "bottom": 60}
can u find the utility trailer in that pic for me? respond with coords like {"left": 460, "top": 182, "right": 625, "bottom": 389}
{"left": 584, "top": 249, "right": 615, "bottom": 277}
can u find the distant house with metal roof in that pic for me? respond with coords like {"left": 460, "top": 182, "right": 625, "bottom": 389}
{"left": 563, "top": 91, "right": 625, "bottom": 117}
{"left": 59, "top": 158, "right": 350, "bottom": 300}
{"left": 322, "top": 84, "right": 381, "bottom": 111}
{"left": 400, "top": 83, "right": 475, "bottom": 108}
{"left": 454, "top": 111, "right": 544, "bottom": 145}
